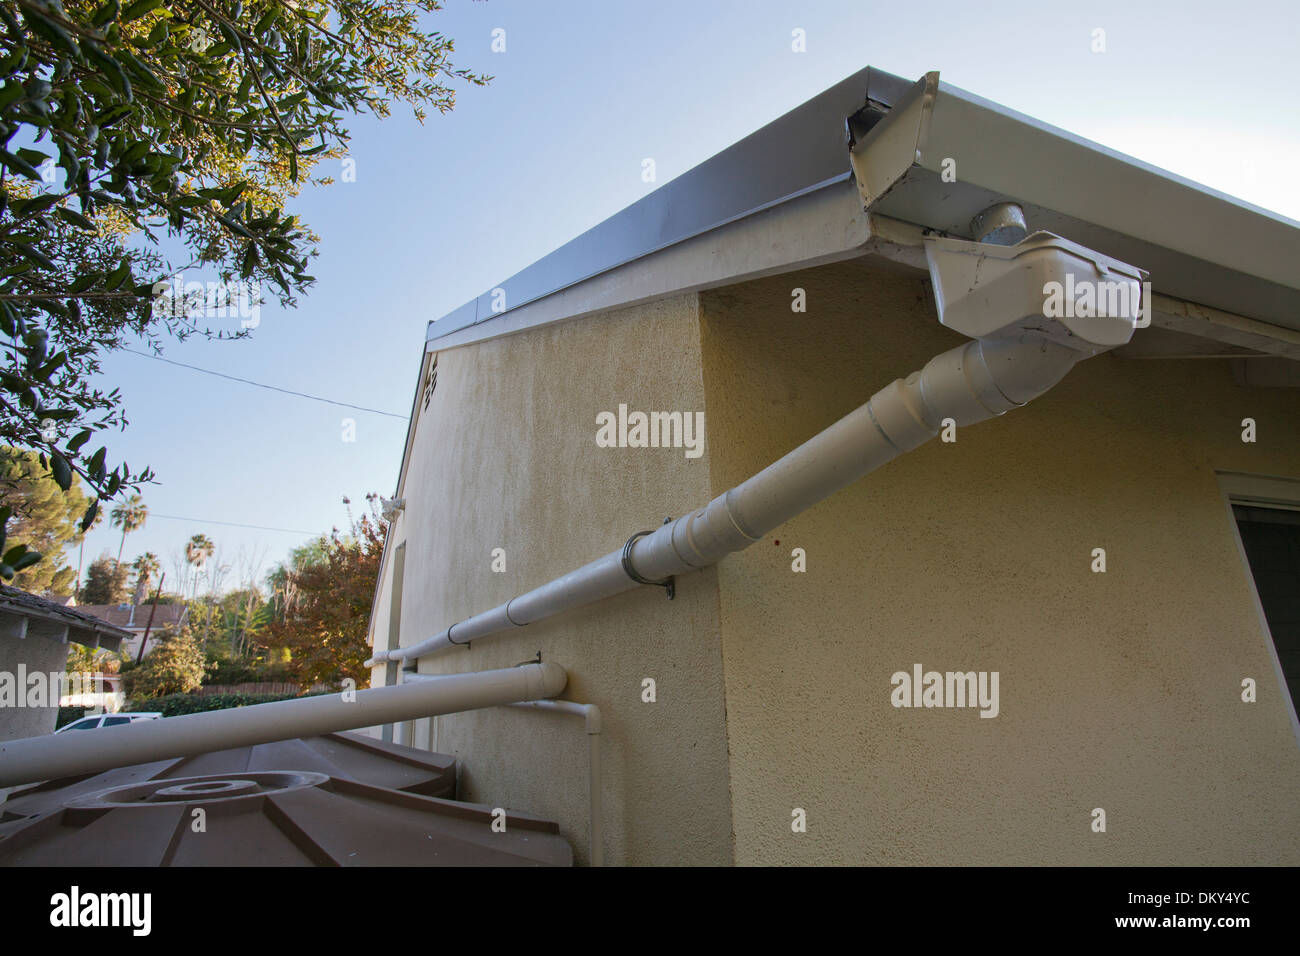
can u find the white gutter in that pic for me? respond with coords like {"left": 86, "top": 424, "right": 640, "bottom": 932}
{"left": 0, "top": 662, "right": 567, "bottom": 788}
{"left": 370, "top": 230, "right": 1146, "bottom": 668}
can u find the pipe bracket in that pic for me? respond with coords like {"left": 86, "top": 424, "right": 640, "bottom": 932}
{"left": 622, "top": 521, "right": 676, "bottom": 600}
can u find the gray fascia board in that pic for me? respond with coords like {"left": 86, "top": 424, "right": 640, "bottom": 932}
{"left": 426, "top": 176, "right": 874, "bottom": 353}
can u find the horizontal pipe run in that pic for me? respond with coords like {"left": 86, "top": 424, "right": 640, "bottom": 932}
{"left": 0, "top": 663, "right": 567, "bottom": 788}
{"left": 368, "top": 334, "right": 1085, "bottom": 667}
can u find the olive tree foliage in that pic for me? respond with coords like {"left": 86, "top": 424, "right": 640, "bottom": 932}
{"left": 0, "top": 0, "right": 484, "bottom": 577}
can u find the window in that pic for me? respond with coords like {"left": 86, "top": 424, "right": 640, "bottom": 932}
{"left": 1219, "top": 472, "right": 1300, "bottom": 732}
{"left": 1232, "top": 505, "right": 1300, "bottom": 711}
{"left": 67, "top": 717, "right": 101, "bottom": 730}
{"left": 102, "top": 716, "right": 131, "bottom": 726}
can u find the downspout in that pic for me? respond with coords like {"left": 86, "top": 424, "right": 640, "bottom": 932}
{"left": 369, "top": 224, "right": 1145, "bottom": 668}
{"left": 0, "top": 662, "right": 567, "bottom": 787}
{"left": 510, "top": 698, "right": 603, "bottom": 867}
{"left": 400, "top": 673, "right": 604, "bottom": 865}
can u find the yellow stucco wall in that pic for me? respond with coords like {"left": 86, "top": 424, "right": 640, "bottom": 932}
{"left": 699, "top": 261, "right": 1300, "bottom": 865}
{"left": 391, "top": 294, "right": 734, "bottom": 865}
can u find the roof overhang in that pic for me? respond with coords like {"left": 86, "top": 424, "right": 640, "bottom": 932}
{"left": 849, "top": 71, "right": 1300, "bottom": 337}
{"left": 0, "top": 588, "right": 131, "bottom": 652}
{"left": 424, "top": 66, "right": 1300, "bottom": 355}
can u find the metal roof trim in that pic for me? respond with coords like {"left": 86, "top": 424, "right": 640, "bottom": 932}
{"left": 427, "top": 65, "right": 1300, "bottom": 344}
{"left": 426, "top": 65, "right": 911, "bottom": 343}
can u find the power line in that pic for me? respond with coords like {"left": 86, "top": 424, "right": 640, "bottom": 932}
{"left": 122, "top": 348, "right": 408, "bottom": 419}
{"left": 148, "top": 513, "right": 324, "bottom": 536}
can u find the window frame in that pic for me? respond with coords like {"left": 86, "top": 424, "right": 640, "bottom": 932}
{"left": 1217, "top": 470, "right": 1300, "bottom": 746}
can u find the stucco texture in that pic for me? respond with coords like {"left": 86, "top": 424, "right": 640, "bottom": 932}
{"left": 699, "top": 260, "right": 1300, "bottom": 865}
{"left": 0, "top": 633, "right": 68, "bottom": 741}
{"left": 394, "top": 294, "right": 733, "bottom": 865}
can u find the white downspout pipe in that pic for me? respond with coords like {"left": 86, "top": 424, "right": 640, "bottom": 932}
{"left": 371, "top": 673, "right": 605, "bottom": 865}
{"left": 369, "top": 337, "right": 1094, "bottom": 665}
{"left": 368, "top": 232, "right": 1143, "bottom": 668}
{"left": 509, "top": 699, "right": 603, "bottom": 867}
{"left": 0, "top": 662, "right": 567, "bottom": 788}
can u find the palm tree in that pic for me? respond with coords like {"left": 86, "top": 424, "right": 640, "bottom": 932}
{"left": 185, "top": 534, "right": 215, "bottom": 600}
{"left": 131, "top": 552, "right": 161, "bottom": 606}
{"left": 110, "top": 495, "right": 148, "bottom": 572}
{"left": 73, "top": 504, "right": 104, "bottom": 603}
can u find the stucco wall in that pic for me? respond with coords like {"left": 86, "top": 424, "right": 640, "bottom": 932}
{"left": 699, "top": 261, "right": 1300, "bottom": 865}
{"left": 0, "top": 632, "right": 69, "bottom": 741}
{"left": 392, "top": 294, "right": 733, "bottom": 865}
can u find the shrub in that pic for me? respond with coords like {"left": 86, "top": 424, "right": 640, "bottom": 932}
{"left": 120, "top": 628, "right": 206, "bottom": 699}
{"left": 202, "top": 659, "right": 295, "bottom": 687}
{"left": 125, "top": 691, "right": 328, "bottom": 718}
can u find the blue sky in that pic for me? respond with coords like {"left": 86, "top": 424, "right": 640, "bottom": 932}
{"left": 77, "top": 0, "right": 1300, "bottom": 592}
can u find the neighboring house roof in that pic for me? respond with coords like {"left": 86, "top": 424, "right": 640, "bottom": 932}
{"left": 0, "top": 586, "right": 133, "bottom": 651}
{"left": 75, "top": 603, "right": 189, "bottom": 634}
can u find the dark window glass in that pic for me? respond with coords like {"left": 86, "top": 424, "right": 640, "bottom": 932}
{"left": 1233, "top": 505, "right": 1300, "bottom": 712}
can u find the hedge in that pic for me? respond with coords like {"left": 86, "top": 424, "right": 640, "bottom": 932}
{"left": 126, "top": 692, "right": 303, "bottom": 717}
{"left": 203, "top": 660, "right": 297, "bottom": 686}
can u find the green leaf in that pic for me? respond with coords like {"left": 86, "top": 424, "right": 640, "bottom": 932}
{"left": 11, "top": 192, "right": 60, "bottom": 216}
{"left": 68, "top": 429, "right": 93, "bottom": 453}
{"left": 120, "top": 0, "right": 164, "bottom": 23}
{"left": 81, "top": 498, "right": 99, "bottom": 533}
{"left": 91, "top": 0, "right": 121, "bottom": 28}
{"left": 0, "top": 149, "right": 43, "bottom": 180}
{"left": 240, "top": 242, "right": 259, "bottom": 278}
{"left": 120, "top": 140, "right": 150, "bottom": 164}
{"left": 68, "top": 272, "right": 103, "bottom": 293}
{"left": 79, "top": 40, "right": 132, "bottom": 102}
{"left": 54, "top": 206, "right": 97, "bottom": 231}
{"left": 9, "top": 242, "right": 57, "bottom": 270}
{"left": 12, "top": 551, "right": 42, "bottom": 572}
{"left": 50, "top": 453, "right": 73, "bottom": 491}
{"left": 0, "top": 80, "right": 24, "bottom": 112}
{"left": 105, "top": 262, "right": 132, "bottom": 290}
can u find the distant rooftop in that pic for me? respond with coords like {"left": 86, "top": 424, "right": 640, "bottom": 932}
{"left": 75, "top": 602, "right": 188, "bottom": 633}
{"left": 0, "top": 586, "right": 133, "bottom": 650}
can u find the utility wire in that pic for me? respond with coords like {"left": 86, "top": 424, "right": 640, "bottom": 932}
{"left": 148, "top": 513, "right": 324, "bottom": 536}
{"left": 122, "top": 348, "right": 408, "bottom": 419}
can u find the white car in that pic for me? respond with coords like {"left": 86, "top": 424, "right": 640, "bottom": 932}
{"left": 54, "top": 712, "right": 163, "bottom": 733}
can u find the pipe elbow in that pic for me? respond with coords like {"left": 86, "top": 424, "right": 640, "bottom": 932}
{"left": 530, "top": 661, "right": 569, "bottom": 700}
{"left": 912, "top": 333, "right": 1085, "bottom": 428}
{"left": 974, "top": 334, "right": 1083, "bottom": 406}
